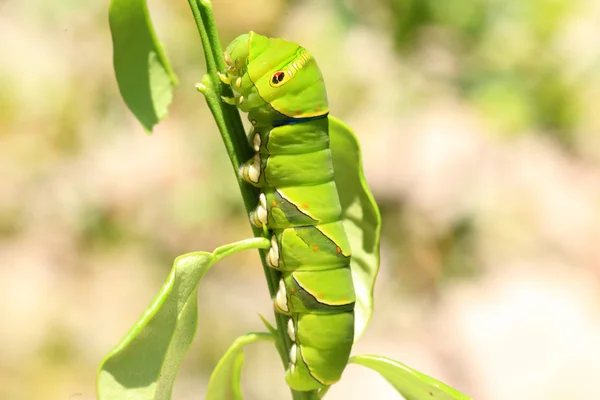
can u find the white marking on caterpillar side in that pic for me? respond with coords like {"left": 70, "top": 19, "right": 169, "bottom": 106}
{"left": 251, "top": 120, "right": 257, "bottom": 125}
{"left": 287, "top": 70, "right": 292, "bottom": 76}
{"left": 292, "top": 62, "right": 299, "bottom": 71}
{"left": 289, "top": 344, "right": 297, "bottom": 364}
{"left": 267, "top": 235, "right": 280, "bottom": 267}
{"left": 259, "top": 192, "right": 267, "bottom": 209}
{"left": 238, "top": 95, "right": 244, "bottom": 105}
{"left": 287, "top": 318, "right": 296, "bottom": 341}
{"left": 247, "top": 154, "right": 261, "bottom": 183}
{"left": 290, "top": 363, "right": 296, "bottom": 374}
{"left": 253, "top": 133, "right": 261, "bottom": 152}
{"left": 235, "top": 77, "right": 242, "bottom": 88}
{"left": 275, "top": 279, "right": 289, "bottom": 312}
{"left": 255, "top": 193, "right": 268, "bottom": 225}
{"left": 249, "top": 193, "right": 267, "bottom": 226}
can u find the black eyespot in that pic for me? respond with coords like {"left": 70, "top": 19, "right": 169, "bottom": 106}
{"left": 272, "top": 71, "right": 285, "bottom": 84}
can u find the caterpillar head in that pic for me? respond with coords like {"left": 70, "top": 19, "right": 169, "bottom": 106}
{"left": 224, "top": 32, "right": 329, "bottom": 120}
{"left": 224, "top": 33, "right": 252, "bottom": 77}
{"left": 224, "top": 32, "right": 272, "bottom": 77}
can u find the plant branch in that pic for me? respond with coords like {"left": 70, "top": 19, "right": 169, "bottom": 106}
{"left": 187, "top": 1, "right": 318, "bottom": 399}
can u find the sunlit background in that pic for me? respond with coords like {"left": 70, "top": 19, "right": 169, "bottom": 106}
{"left": 2, "top": 0, "right": 600, "bottom": 399}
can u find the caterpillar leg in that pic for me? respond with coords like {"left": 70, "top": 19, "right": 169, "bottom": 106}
{"left": 240, "top": 154, "right": 262, "bottom": 184}
{"left": 221, "top": 95, "right": 237, "bottom": 105}
{"left": 267, "top": 235, "right": 279, "bottom": 268}
{"left": 217, "top": 71, "right": 231, "bottom": 85}
{"left": 249, "top": 193, "right": 268, "bottom": 227}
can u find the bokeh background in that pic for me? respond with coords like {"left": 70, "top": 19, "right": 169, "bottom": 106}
{"left": 2, "top": 0, "right": 600, "bottom": 399}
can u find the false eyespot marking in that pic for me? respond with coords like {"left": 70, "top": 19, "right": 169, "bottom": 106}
{"left": 270, "top": 69, "right": 295, "bottom": 88}
{"left": 271, "top": 71, "right": 285, "bottom": 86}
{"left": 269, "top": 50, "right": 311, "bottom": 88}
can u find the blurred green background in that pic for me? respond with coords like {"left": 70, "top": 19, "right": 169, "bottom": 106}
{"left": 2, "top": 0, "right": 600, "bottom": 399}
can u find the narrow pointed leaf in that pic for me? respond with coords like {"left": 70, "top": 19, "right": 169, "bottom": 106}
{"left": 258, "top": 314, "right": 278, "bottom": 337}
{"left": 350, "top": 355, "right": 472, "bottom": 400}
{"left": 97, "top": 238, "right": 270, "bottom": 400}
{"left": 206, "top": 332, "right": 274, "bottom": 400}
{"left": 109, "top": 0, "right": 178, "bottom": 132}
{"left": 329, "top": 116, "right": 382, "bottom": 341}
{"left": 258, "top": 313, "right": 290, "bottom": 374}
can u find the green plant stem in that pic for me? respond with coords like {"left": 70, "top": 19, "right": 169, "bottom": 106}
{"left": 187, "top": 1, "right": 319, "bottom": 399}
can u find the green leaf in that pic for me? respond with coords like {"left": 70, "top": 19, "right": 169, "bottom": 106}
{"left": 206, "top": 332, "right": 274, "bottom": 400}
{"left": 349, "top": 355, "right": 472, "bottom": 400}
{"left": 329, "top": 116, "right": 382, "bottom": 341}
{"left": 109, "top": 0, "right": 178, "bottom": 132}
{"left": 96, "top": 238, "right": 270, "bottom": 400}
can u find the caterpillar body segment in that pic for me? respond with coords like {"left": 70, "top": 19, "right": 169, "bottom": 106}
{"left": 241, "top": 145, "right": 335, "bottom": 188}
{"left": 223, "top": 32, "right": 355, "bottom": 391}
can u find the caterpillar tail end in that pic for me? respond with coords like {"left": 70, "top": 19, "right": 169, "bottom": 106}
{"left": 284, "top": 312, "right": 354, "bottom": 391}
{"left": 285, "top": 357, "right": 327, "bottom": 392}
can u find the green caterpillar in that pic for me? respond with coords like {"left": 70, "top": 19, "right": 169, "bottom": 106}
{"left": 220, "top": 32, "right": 355, "bottom": 391}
